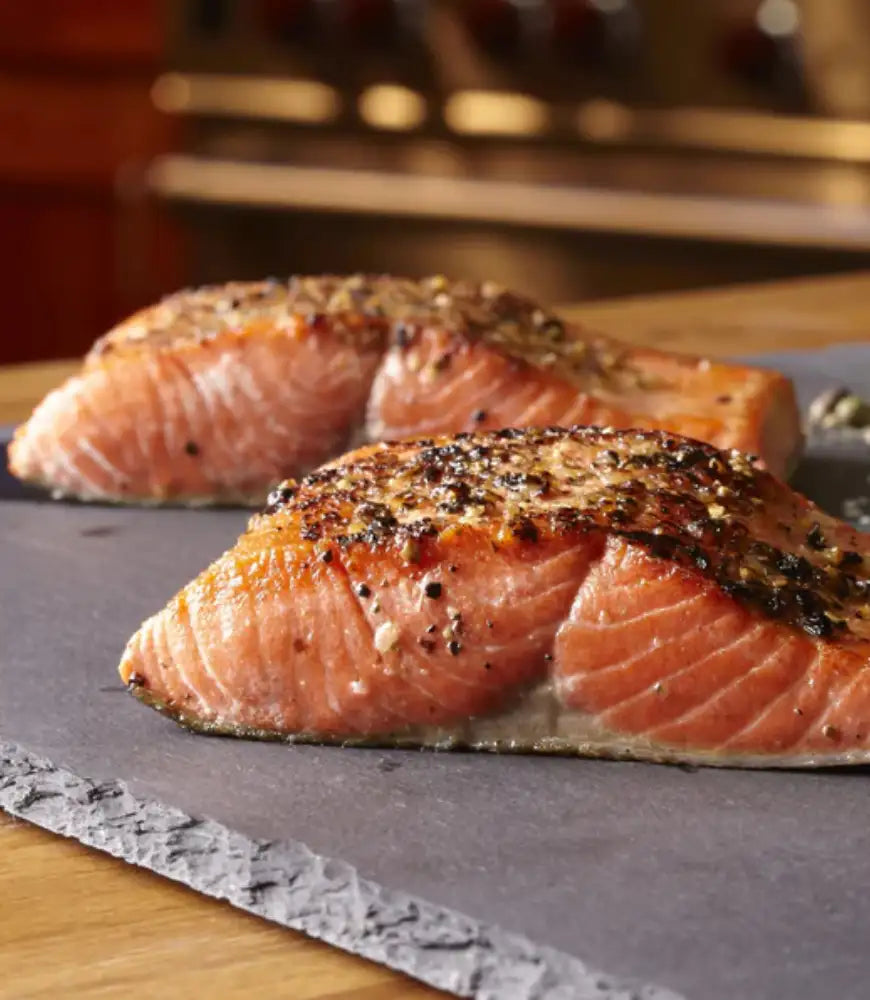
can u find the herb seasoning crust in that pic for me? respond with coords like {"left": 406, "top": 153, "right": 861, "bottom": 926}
{"left": 121, "top": 427, "right": 870, "bottom": 769}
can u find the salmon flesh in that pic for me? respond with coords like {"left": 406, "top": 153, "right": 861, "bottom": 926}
{"left": 120, "top": 426, "right": 870, "bottom": 768}
{"left": 9, "top": 276, "right": 801, "bottom": 504}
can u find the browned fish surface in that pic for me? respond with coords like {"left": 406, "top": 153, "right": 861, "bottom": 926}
{"left": 120, "top": 427, "right": 870, "bottom": 768}
{"left": 9, "top": 276, "right": 801, "bottom": 504}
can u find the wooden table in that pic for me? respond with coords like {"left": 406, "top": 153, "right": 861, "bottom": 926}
{"left": 2, "top": 271, "right": 870, "bottom": 999}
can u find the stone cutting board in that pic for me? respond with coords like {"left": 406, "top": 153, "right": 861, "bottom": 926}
{"left": 3, "top": 347, "right": 870, "bottom": 1000}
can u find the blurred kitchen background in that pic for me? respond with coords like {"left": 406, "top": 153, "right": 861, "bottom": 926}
{"left": 3, "top": 0, "right": 870, "bottom": 364}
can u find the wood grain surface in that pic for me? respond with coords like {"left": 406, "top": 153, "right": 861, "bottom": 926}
{"left": 2, "top": 270, "right": 869, "bottom": 999}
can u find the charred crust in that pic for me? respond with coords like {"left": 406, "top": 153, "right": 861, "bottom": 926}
{"left": 511, "top": 517, "right": 539, "bottom": 543}
{"left": 806, "top": 523, "right": 826, "bottom": 551}
{"left": 265, "top": 483, "right": 298, "bottom": 515}
{"left": 775, "top": 551, "right": 814, "bottom": 581}
{"left": 256, "top": 426, "right": 866, "bottom": 642}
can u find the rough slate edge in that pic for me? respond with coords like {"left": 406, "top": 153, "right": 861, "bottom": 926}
{"left": 0, "top": 743, "right": 678, "bottom": 1000}
{"left": 0, "top": 341, "right": 856, "bottom": 1000}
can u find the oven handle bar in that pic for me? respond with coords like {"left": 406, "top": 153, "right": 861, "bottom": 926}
{"left": 148, "top": 154, "right": 870, "bottom": 251}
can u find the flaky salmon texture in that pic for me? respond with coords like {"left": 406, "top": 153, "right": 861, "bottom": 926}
{"left": 121, "top": 426, "right": 870, "bottom": 768}
{"left": 9, "top": 275, "right": 801, "bottom": 503}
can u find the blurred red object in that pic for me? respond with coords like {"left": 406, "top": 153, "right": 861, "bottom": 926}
{"left": 341, "top": 0, "right": 397, "bottom": 41}
{"left": 720, "top": 20, "right": 781, "bottom": 87}
{"left": 463, "top": 0, "right": 521, "bottom": 55}
{"left": 550, "top": 0, "right": 607, "bottom": 65}
{"left": 259, "top": 0, "right": 316, "bottom": 43}
{"left": 0, "top": 1, "right": 184, "bottom": 366}
{"left": 0, "top": 0, "right": 161, "bottom": 66}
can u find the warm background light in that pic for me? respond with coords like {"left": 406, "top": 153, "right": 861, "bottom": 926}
{"left": 358, "top": 84, "right": 427, "bottom": 131}
{"left": 576, "top": 99, "right": 633, "bottom": 143}
{"left": 152, "top": 73, "right": 341, "bottom": 124}
{"left": 444, "top": 90, "right": 548, "bottom": 137}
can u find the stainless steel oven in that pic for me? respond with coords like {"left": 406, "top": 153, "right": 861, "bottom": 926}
{"left": 146, "top": 0, "right": 870, "bottom": 306}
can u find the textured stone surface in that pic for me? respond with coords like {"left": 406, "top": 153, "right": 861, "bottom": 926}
{"left": 0, "top": 742, "right": 676, "bottom": 1000}
{"left": 3, "top": 347, "right": 870, "bottom": 1000}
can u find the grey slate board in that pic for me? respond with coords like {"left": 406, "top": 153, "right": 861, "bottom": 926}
{"left": 2, "top": 345, "right": 870, "bottom": 1000}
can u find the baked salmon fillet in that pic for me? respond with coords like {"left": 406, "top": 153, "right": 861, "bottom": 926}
{"left": 9, "top": 276, "right": 800, "bottom": 504}
{"left": 121, "top": 426, "right": 870, "bottom": 768}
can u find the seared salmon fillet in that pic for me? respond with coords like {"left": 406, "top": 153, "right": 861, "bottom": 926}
{"left": 9, "top": 276, "right": 800, "bottom": 503}
{"left": 121, "top": 426, "right": 870, "bottom": 768}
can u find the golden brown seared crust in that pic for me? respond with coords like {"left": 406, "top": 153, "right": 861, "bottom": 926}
{"left": 90, "top": 278, "right": 388, "bottom": 360}
{"left": 86, "top": 273, "right": 798, "bottom": 448}
{"left": 11, "top": 273, "right": 801, "bottom": 507}
{"left": 253, "top": 426, "right": 870, "bottom": 643}
{"left": 88, "top": 274, "right": 614, "bottom": 384}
